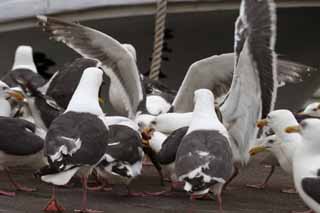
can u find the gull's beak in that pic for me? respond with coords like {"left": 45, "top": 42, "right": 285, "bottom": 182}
{"left": 249, "top": 146, "right": 268, "bottom": 156}
{"left": 285, "top": 125, "right": 301, "bottom": 133}
{"left": 99, "top": 97, "right": 105, "bottom": 105}
{"left": 7, "top": 90, "right": 25, "bottom": 102}
{"left": 256, "top": 119, "right": 268, "bottom": 128}
{"left": 141, "top": 127, "right": 154, "bottom": 143}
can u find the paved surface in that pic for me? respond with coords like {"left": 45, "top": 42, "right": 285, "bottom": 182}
{"left": 0, "top": 153, "right": 308, "bottom": 213}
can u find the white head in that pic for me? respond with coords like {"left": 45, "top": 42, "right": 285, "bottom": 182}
{"left": 249, "top": 134, "right": 279, "bottom": 156}
{"left": 66, "top": 67, "right": 104, "bottom": 115}
{"left": 291, "top": 118, "right": 320, "bottom": 149}
{"left": 260, "top": 109, "right": 300, "bottom": 143}
{"left": 11, "top": 45, "right": 37, "bottom": 73}
{"left": 146, "top": 95, "right": 171, "bottom": 115}
{"left": 302, "top": 102, "right": 320, "bottom": 116}
{"left": 122, "top": 43, "right": 137, "bottom": 62}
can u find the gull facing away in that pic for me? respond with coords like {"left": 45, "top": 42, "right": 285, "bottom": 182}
{"left": 36, "top": 67, "right": 109, "bottom": 213}
{"left": 175, "top": 89, "right": 233, "bottom": 212}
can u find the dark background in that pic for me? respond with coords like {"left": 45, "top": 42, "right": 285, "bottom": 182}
{"left": 0, "top": 7, "right": 320, "bottom": 111}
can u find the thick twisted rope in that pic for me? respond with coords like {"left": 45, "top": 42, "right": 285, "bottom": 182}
{"left": 149, "top": 0, "right": 168, "bottom": 81}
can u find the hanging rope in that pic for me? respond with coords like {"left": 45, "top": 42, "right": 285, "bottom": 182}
{"left": 149, "top": 0, "right": 168, "bottom": 81}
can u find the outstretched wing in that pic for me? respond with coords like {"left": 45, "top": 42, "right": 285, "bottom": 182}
{"left": 221, "top": 0, "right": 277, "bottom": 164}
{"left": 172, "top": 53, "right": 234, "bottom": 113}
{"left": 37, "top": 16, "right": 143, "bottom": 119}
{"left": 172, "top": 52, "right": 315, "bottom": 113}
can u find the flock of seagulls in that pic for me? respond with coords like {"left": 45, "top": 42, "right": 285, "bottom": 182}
{"left": 0, "top": 0, "right": 320, "bottom": 212}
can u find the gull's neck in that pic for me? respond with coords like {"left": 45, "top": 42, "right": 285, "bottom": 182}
{"left": 66, "top": 73, "right": 103, "bottom": 115}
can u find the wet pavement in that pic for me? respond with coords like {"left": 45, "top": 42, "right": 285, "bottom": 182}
{"left": 0, "top": 154, "right": 308, "bottom": 213}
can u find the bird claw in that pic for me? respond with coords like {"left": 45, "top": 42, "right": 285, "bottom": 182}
{"left": 43, "top": 198, "right": 65, "bottom": 212}
{"left": 246, "top": 183, "right": 267, "bottom": 190}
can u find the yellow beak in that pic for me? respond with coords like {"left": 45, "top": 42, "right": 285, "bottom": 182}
{"left": 249, "top": 146, "right": 268, "bottom": 156}
{"left": 7, "top": 90, "right": 25, "bottom": 102}
{"left": 256, "top": 119, "right": 268, "bottom": 128}
{"left": 285, "top": 125, "right": 301, "bottom": 133}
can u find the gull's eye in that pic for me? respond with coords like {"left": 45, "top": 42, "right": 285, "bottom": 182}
{"left": 151, "top": 120, "right": 156, "bottom": 125}
{"left": 138, "top": 122, "right": 143, "bottom": 128}
{"left": 2, "top": 87, "right": 7, "bottom": 90}
{"left": 268, "top": 139, "right": 275, "bottom": 144}
{"left": 313, "top": 108, "right": 317, "bottom": 112}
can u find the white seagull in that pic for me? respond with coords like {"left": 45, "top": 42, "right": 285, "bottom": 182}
{"left": 248, "top": 109, "right": 302, "bottom": 193}
{"left": 286, "top": 118, "right": 320, "bottom": 213}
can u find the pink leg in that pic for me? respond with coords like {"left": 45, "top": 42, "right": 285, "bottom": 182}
{"left": 216, "top": 193, "right": 224, "bottom": 213}
{"left": 223, "top": 166, "right": 239, "bottom": 191}
{"left": 247, "top": 165, "right": 275, "bottom": 190}
{"left": 5, "top": 168, "right": 35, "bottom": 192}
{"left": 0, "top": 189, "right": 15, "bottom": 197}
{"left": 74, "top": 176, "right": 103, "bottom": 213}
{"left": 43, "top": 186, "right": 65, "bottom": 212}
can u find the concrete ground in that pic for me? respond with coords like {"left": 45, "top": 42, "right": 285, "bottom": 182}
{"left": 0, "top": 153, "right": 308, "bottom": 213}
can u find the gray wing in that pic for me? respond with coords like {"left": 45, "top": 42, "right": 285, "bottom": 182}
{"left": 172, "top": 53, "right": 234, "bottom": 113}
{"left": 221, "top": 0, "right": 277, "bottom": 164}
{"left": 172, "top": 51, "right": 315, "bottom": 113}
{"left": 37, "top": 16, "right": 143, "bottom": 119}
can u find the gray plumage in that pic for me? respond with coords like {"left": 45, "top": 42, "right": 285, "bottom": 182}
{"left": 175, "top": 130, "right": 233, "bottom": 193}
{"left": 45, "top": 112, "right": 109, "bottom": 170}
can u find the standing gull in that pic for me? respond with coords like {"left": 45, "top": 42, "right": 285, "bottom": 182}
{"left": 248, "top": 109, "right": 302, "bottom": 193}
{"left": 0, "top": 116, "right": 46, "bottom": 196}
{"left": 36, "top": 67, "right": 109, "bottom": 213}
{"left": 286, "top": 119, "right": 320, "bottom": 213}
{"left": 94, "top": 117, "right": 145, "bottom": 196}
{"left": 175, "top": 89, "right": 233, "bottom": 211}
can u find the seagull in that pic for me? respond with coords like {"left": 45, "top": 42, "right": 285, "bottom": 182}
{"left": 37, "top": 15, "right": 144, "bottom": 119}
{"left": 2, "top": 45, "right": 46, "bottom": 89}
{"left": 285, "top": 118, "right": 320, "bottom": 213}
{"left": 175, "top": 89, "right": 233, "bottom": 211}
{"left": 248, "top": 109, "right": 302, "bottom": 193}
{"left": 0, "top": 80, "right": 26, "bottom": 117}
{"left": 143, "top": 0, "right": 278, "bottom": 173}
{"left": 94, "top": 117, "right": 145, "bottom": 196}
{"left": 300, "top": 102, "right": 320, "bottom": 117}
{"left": 0, "top": 116, "right": 46, "bottom": 196}
{"left": 14, "top": 57, "right": 105, "bottom": 130}
{"left": 36, "top": 67, "right": 109, "bottom": 213}
{"left": 141, "top": 127, "right": 188, "bottom": 195}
